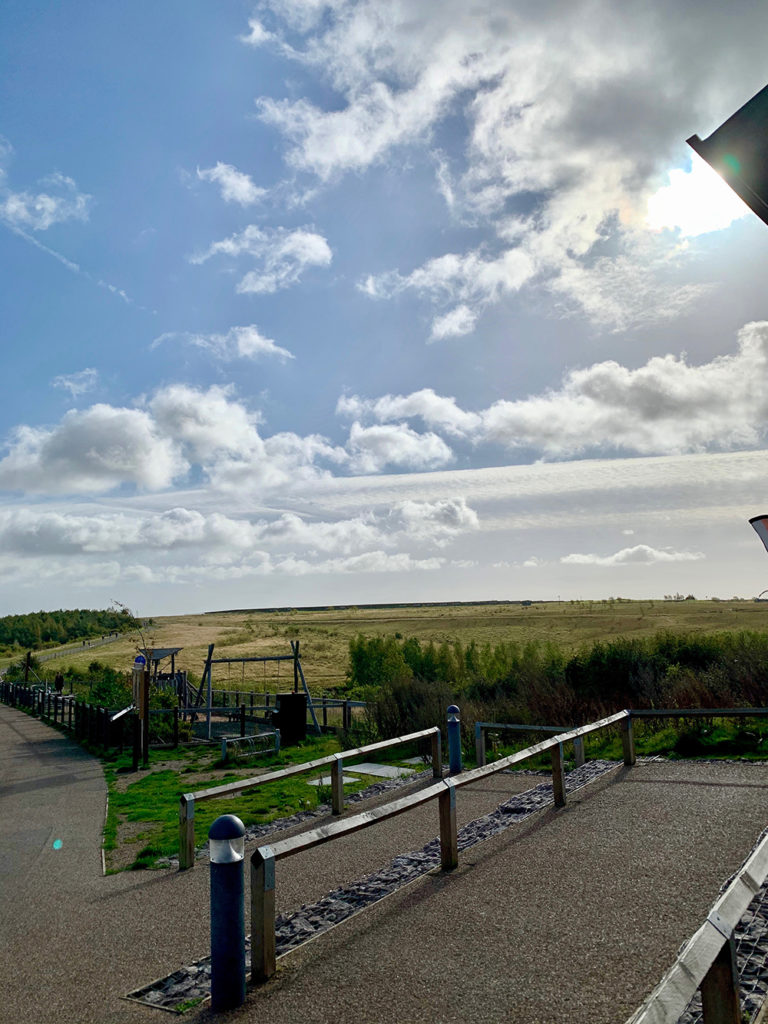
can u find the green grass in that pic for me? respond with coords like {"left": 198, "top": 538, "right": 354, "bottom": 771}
{"left": 103, "top": 734, "right": 380, "bottom": 871}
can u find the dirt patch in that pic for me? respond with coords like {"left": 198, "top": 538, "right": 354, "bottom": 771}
{"left": 107, "top": 818, "right": 164, "bottom": 872}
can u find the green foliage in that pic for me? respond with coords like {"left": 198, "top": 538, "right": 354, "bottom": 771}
{"left": 0, "top": 606, "right": 135, "bottom": 651}
{"left": 346, "top": 629, "right": 768, "bottom": 748}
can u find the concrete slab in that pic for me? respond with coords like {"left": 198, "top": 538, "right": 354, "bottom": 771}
{"left": 306, "top": 774, "right": 358, "bottom": 786}
{"left": 346, "top": 762, "right": 417, "bottom": 779}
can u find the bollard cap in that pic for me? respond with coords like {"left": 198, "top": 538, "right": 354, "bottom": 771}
{"left": 447, "top": 704, "right": 460, "bottom": 721}
{"left": 209, "top": 814, "right": 245, "bottom": 864}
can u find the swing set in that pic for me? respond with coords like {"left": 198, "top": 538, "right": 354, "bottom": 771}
{"left": 192, "top": 639, "right": 320, "bottom": 735}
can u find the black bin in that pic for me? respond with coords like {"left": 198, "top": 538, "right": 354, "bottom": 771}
{"left": 273, "top": 692, "right": 306, "bottom": 746}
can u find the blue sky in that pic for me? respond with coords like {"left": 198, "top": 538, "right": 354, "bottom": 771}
{"left": 3, "top": 0, "right": 768, "bottom": 617}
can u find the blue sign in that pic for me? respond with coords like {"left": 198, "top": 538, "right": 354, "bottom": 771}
{"left": 134, "top": 655, "right": 146, "bottom": 666}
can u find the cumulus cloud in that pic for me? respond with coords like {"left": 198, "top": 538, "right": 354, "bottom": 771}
{"left": 0, "top": 405, "right": 183, "bottom": 494}
{"left": 481, "top": 320, "right": 768, "bottom": 457}
{"left": 190, "top": 224, "right": 332, "bottom": 294}
{"left": 342, "top": 322, "right": 768, "bottom": 459}
{"left": 153, "top": 325, "right": 294, "bottom": 362}
{"left": 561, "top": 544, "right": 704, "bottom": 567}
{"left": 51, "top": 367, "right": 98, "bottom": 398}
{"left": 197, "top": 162, "right": 267, "bottom": 205}
{"left": 337, "top": 388, "right": 481, "bottom": 438}
{"left": 387, "top": 498, "right": 479, "bottom": 546}
{"left": 346, "top": 421, "right": 453, "bottom": 473}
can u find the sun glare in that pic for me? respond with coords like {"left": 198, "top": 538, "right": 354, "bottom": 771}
{"left": 646, "top": 152, "right": 750, "bottom": 237}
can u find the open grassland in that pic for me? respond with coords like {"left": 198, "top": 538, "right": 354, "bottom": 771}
{"left": 32, "top": 599, "right": 768, "bottom": 693}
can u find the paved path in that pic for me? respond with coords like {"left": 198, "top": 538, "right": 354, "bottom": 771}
{"left": 4, "top": 702, "right": 768, "bottom": 1024}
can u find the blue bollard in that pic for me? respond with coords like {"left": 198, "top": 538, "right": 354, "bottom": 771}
{"left": 447, "top": 704, "right": 462, "bottom": 774}
{"left": 209, "top": 814, "right": 246, "bottom": 1012}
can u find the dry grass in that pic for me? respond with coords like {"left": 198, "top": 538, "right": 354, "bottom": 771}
{"left": 33, "top": 599, "right": 768, "bottom": 693}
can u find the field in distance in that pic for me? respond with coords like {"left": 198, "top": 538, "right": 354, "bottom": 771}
{"left": 35, "top": 598, "right": 768, "bottom": 694}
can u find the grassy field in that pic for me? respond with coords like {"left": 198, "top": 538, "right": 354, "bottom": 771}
{"left": 26, "top": 599, "right": 768, "bottom": 694}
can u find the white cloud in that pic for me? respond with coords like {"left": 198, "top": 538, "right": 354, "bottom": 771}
{"left": 0, "top": 406, "right": 183, "bottom": 494}
{"left": 0, "top": 171, "right": 90, "bottom": 231}
{"left": 346, "top": 421, "right": 453, "bottom": 473}
{"left": 361, "top": 247, "right": 535, "bottom": 310}
{"left": 191, "top": 224, "right": 332, "bottom": 293}
{"left": 336, "top": 388, "right": 481, "bottom": 438}
{"left": 240, "top": 18, "right": 274, "bottom": 46}
{"left": 646, "top": 152, "right": 750, "bottom": 238}
{"left": 481, "top": 321, "right": 768, "bottom": 457}
{"left": 336, "top": 323, "right": 768, "bottom": 459}
{"left": 430, "top": 304, "right": 478, "bottom": 341}
{"left": 51, "top": 368, "right": 99, "bottom": 398}
{"left": 251, "top": 1, "right": 761, "bottom": 331}
{"left": 561, "top": 544, "right": 704, "bottom": 567}
{"left": 197, "top": 162, "right": 267, "bottom": 205}
{"left": 153, "top": 325, "right": 294, "bottom": 362}
{"left": 387, "top": 498, "right": 479, "bottom": 546}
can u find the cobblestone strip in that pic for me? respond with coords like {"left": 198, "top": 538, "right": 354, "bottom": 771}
{"left": 127, "top": 759, "right": 618, "bottom": 1012}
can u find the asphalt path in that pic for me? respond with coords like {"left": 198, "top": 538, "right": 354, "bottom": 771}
{"left": 4, "top": 703, "right": 768, "bottom": 1024}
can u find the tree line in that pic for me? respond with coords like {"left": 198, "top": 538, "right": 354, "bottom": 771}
{"left": 0, "top": 607, "right": 135, "bottom": 651}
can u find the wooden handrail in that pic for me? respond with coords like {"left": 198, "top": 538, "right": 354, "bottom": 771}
{"left": 178, "top": 726, "right": 442, "bottom": 869}
{"left": 250, "top": 710, "right": 634, "bottom": 982}
{"left": 475, "top": 720, "right": 586, "bottom": 769}
{"left": 627, "top": 830, "right": 768, "bottom": 1023}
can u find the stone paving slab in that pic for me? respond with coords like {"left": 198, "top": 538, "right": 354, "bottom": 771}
{"left": 345, "top": 762, "right": 417, "bottom": 778}
{"left": 305, "top": 774, "right": 358, "bottom": 786}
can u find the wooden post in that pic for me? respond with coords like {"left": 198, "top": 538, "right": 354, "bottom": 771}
{"left": 475, "top": 723, "right": 486, "bottom": 767}
{"left": 173, "top": 706, "right": 179, "bottom": 748}
{"left": 622, "top": 714, "right": 636, "bottom": 766}
{"left": 322, "top": 695, "right": 328, "bottom": 729}
{"left": 551, "top": 742, "right": 566, "bottom": 807}
{"left": 700, "top": 937, "right": 741, "bottom": 1023}
{"left": 179, "top": 795, "right": 195, "bottom": 870}
{"left": 331, "top": 755, "right": 344, "bottom": 815}
{"left": 573, "top": 736, "right": 585, "bottom": 768}
{"left": 431, "top": 730, "right": 443, "bottom": 779}
{"left": 251, "top": 846, "right": 276, "bottom": 982}
{"left": 439, "top": 779, "right": 458, "bottom": 870}
{"left": 293, "top": 640, "right": 300, "bottom": 694}
{"left": 240, "top": 704, "right": 246, "bottom": 738}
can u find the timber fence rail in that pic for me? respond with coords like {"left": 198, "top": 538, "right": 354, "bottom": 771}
{"left": 250, "top": 709, "right": 634, "bottom": 982}
{"left": 178, "top": 725, "right": 443, "bottom": 870}
{"left": 475, "top": 721, "right": 586, "bottom": 769}
{"left": 626, "top": 829, "right": 768, "bottom": 1024}
{"left": 0, "top": 680, "right": 121, "bottom": 748}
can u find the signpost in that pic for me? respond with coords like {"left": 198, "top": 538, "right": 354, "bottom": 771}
{"left": 132, "top": 653, "right": 150, "bottom": 766}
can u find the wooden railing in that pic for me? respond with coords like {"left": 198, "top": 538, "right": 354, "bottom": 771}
{"left": 250, "top": 709, "right": 634, "bottom": 981}
{"left": 475, "top": 721, "right": 586, "bottom": 769}
{"left": 626, "top": 829, "right": 768, "bottom": 1024}
{"left": 178, "top": 726, "right": 442, "bottom": 869}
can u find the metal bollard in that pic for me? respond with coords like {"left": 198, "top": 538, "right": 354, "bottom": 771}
{"left": 447, "top": 705, "right": 462, "bottom": 774}
{"left": 209, "top": 815, "right": 246, "bottom": 1012}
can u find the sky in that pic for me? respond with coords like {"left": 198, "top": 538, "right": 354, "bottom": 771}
{"left": 2, "top": 0, "right": 768, "bottom": 618}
